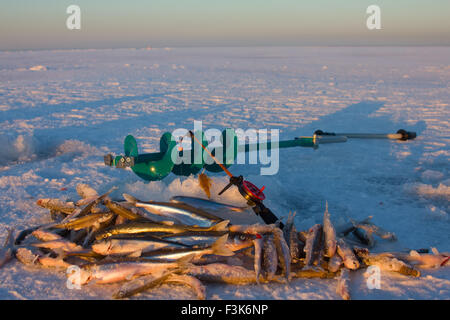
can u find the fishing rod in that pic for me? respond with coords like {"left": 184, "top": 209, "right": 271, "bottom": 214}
{"left": 188, "top": 130, "right": 284, "bottom": 228}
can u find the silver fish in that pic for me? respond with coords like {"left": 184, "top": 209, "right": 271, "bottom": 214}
{"left": 336, "top": 269, "right": 351, "bottom": 300}
{"left": 32, "top": 229, "right": 63, "bottom": 242}
{"left": 15, "top": 247, "right": 70, "bottom": 268}
{"left": 356, "top": 222, "right": 397, "bottom": 242}
{"left": 352, "top": 226, "right": 375, "bottom": 247}
{"left": 253, "top": 236, "right": 263, "bottom": 284}
{"left": 262, "top": 234, "right": 278, "bottom": 280}
{"left": 32, "top": 239, "right": 83, "bottom": 253}
{"left": 171, "top": 196, "right": 246, "bottom": 212}
{"left": 336, "top": 238, "right": 360, "bottom": 270}
{"left": 141, "top": 234, "right": 234, "bottom": 261}
{"left": 0, "top": 228, "right": 15, "bottom": 268}
{"left": 273, "top": 228, "right": 291, "bottom": 280}
{"left": 92, "top": 237, "right": 189, "bottom": 256}
{"left": 184, "top": 263, "right": 279, "bottom": 285}
{"left": 401, "top": 248, "right": 449, "bottom": 269}
{"left": 163, "top": 274, "right": 206, "bottom": 300}
{"left": 355, "top": 249, "right": 419, "bottom": 277}
{"left": 289, "top": 226, "right": 302, "bottom": 261}
{"left": 113, "top": 269, "right": 177, "bottom": 299}
{"left": 123, "top": 194, "right": 222, "bottom": 227}
{"left": 328, "top": 254, "right": 343, "bottom": 273}
{"left": 283, "top": 211, "right": 296, "bottom": 246}
{"left": 73, "top": 254, "right": 194, "bottom": 285}
{"left": 323, "top": 202, "right": 337, "bottom": 257}
{"left": 303, "top": 224, "right": 323, "bottom": 268}
{"left": 165, "top": 232, "right": 254, "bottom": 252}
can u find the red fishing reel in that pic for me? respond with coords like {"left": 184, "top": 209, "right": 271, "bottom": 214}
{"left": 218, "top": 175, "right": 265, "bottom": 205}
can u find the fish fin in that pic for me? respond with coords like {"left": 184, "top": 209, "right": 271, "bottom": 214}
{"left": 122, "top": 193, "right": 139, "bottom": 204}
{"left": 2, "top": 227, "right": 14, "bottom": 249}
{"left": 209, "top": 220, "right": 229, "bottom": 232}
{"left": 211, "top": 234, "right": 235, "bottom": 256}
{"left": 431, "top": 247, "right": 439, "bottom": 255}
{"left": 198, "top": 173, "right": 212, "bottom": 198}
{"left": 127, "top": 250, "right": 142, "bottom": 258}
{"left": 176, "top": 253, "right": 196, "bottom": 267}
{"left": 409, "top": 250, "right": 420, "bottom": 257}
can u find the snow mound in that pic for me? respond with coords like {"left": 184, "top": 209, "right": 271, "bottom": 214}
{"left": 55, "top": 140, "right": 99, "bottom": 157}
{"left": 421, "top": 170, "right": 444, "bottom": 182}
{"left": 0, "top": 134, "right": 36, "bottom": 165}
{"left": 124, "top": 175, "right": 247, "bottom": 206}
{"left": 405, "top": 182, "right": 450, "bottom": 201}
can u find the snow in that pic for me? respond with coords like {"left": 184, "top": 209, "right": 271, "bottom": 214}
{"left": 0, "top": 47, "right": 448, "bottom": 300}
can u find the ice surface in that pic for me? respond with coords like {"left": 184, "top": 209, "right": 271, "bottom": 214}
{"left": 0, "top": 47, "right": 448, "bottom": 299}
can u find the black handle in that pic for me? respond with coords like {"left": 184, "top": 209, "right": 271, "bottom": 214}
{"left": 252, "top": 202, "right": 284, "bottom": 229}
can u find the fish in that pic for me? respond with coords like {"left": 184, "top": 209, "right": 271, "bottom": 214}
{"left": 253, "top": 235, "right": 263, "bottom": 283}
{"left": 262, "top": 234, "right": 278, "bottom": 280}
{"left": 15, "top": 226, "right": 41, "bottom": 245}
{"left": 283, "top": 211, "right": 296, "bottom": 246}
{"left": 228, "top": 223, "right": 276, "bottom": 235}
{"left": 141, "top": 234, "right": 234, "bottom": 261}
{"left": 401, "top": 248, "right": 449, "bottom": 269}
{"left": 170, "top": 196, "right": 246, "bottom": 212}
{"left": 72, "top": 254, "right": 195, "bottom": 285}
{"left": 336, "top": 238, "right": 360, "bottom": 270}
{"left": 92, "top": 237, "right": 191, "bottom": 256}
{"left": 289, "top": 226, "right": 302, "bottom": 261}
{"left": 355, "top": 222, "right": 397, "bottom": 242}
{"left": 32, "top": 229, "right": 64, "bottom": 242}
{"left": 95, "top": 220, "right": 229, "bottom": 241}
{"left": 15, "top": 247, "right": 70, "bottom": 268}
{"left": 352, "top": 226, "right": 375, "bottom": 247}
{"left": 32, "top": 239, "right": 83, "bottom": 253}
{"left": 36, "top": 199, "right": 76, "bottom": 215}
{"left": 198, "top": 172, "right": 212, "bottom": 198}
{"left": 104, "top": 200, "right": 145, "bottom": 221}
{"left": 0, "top": 228, "right": 15, "bottom": 269}
{"left": 123, "top": 194, "right": 223, "bottom": 227}
{"left": 323, "top": 202, "right": 337, "bottom": 257}
{"left": 303, "top": 224, "right": 323, "bottom": 268}
{"left": 328, "top": 254, "right": 343, "bottom": 273}
{"left": 273, "top": 228, "right": 291, "bottom": 280}
{"left": 163, "top": 274, "right": 206, "bottom": 300}
{"left": 113, "top": 269, "right": 177, "bottom": 299}
{"left": 355, "top": 249, "right": 420, "bottom": 277}
{"left": 336, "top": 269, "right": 351, "bottom": 300}
{"left": 53, "top": 212, "right": 115, "bottom": 231}
{"left": 164, "top": 231, "right": 254, "bottom": 252}
{"left": 184, "top": 263, "right": 282, "bottom": 285}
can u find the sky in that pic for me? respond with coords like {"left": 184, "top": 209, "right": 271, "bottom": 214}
{"left": 0, "top": 0, "right": 449, "bottom": 50}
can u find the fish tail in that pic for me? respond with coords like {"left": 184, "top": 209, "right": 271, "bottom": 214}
{"left": 209, "top": 220, "right": 229, "bottom": 232}
{"left": 176, "top": 253, "right": 197, "bottom": 267}
{"left": 211, "top": 234, "right": 235, "bottom": 256}
{"left": 122, "top": 193, "right": 138, "bottom": 205}
{"left": 2, "top": 227, "right": 14, "bottom": 248}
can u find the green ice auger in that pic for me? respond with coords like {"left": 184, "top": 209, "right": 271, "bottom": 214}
{"left": 103, "top": 128, "right": 416, "bottom": 181}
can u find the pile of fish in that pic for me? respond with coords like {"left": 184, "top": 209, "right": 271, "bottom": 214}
{"left": 0, "top": 184, "right": 448, "bottom": 300}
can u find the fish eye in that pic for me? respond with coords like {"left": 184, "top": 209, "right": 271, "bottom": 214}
{"left": 239, "top": 234, "right": 247, "bottom": 241}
